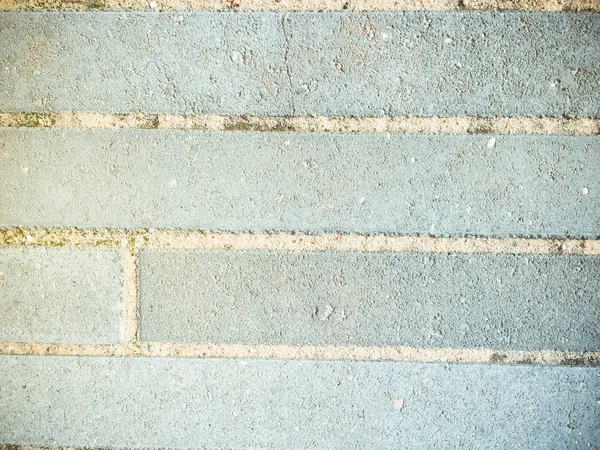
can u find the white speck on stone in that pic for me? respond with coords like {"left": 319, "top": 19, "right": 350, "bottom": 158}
{"left": 487, "top": 137, "right": 496, "bottom": 148}
{"left": 582, "top": 187, "right": 589, "bottom": 195}
{"left": 149, "top": 1, "right": 157, "bottom": 7}
{"left": 392, "top": 399, "right": 404, "bottom": 409}
{"left": 170, "top": 179, "right": 177, "bottom": 187}
{"left": 410, "top": 157, "right": 416, "bottom": 163}
{"left": 455, "top": 61, "right": 462, "bottom": 69}
{"left": 444, "top": 37, "right": 452, "bottom": 44}
{"left": 26, "top": 234, "right": 34, "bottom": 243}
{"left": 22, "top": 167, "right": 29, "bottom": 173}
{"left": 359, "top": 197, "right": 366, "bottom": 205}
{"left": 317, "top": 304, "right": 335, "bottom": 321}
{"left": 230, "top": 51, "right": 245, "bottom": 64}
{"left": 148, "top": 345, "right": 154, "bottom": 353}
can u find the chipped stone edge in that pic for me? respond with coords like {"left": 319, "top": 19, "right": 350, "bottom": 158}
{"left": 122, "top": 248, "right": 139, "bottom": 345}
{"left": 1, "top": 113, "right": 600, "bottom": 135}
{"left": 0, "top": 0, "right": 599, "bottom": 11}
{"left": 1, "top": 228, "right": 599, "bottom": 254}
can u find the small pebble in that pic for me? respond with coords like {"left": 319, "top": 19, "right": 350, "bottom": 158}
{"left": 582, "top": 187, "right": 589, "bottom": 195}
{"left": 487, "top": 137, "right": 496, "bottom": 149}
{"left": 149, "top": 1, "right": 157, "bottom": 7}
{"left": 359, "top": 197, "right": 366, "bottom": 205}
{"left": 26, "top": 234, "right": 34, "bottom": 243}
{"left": 230, "top": 51, "right": 245, "bottom": 64}
{"left": 392, "top": 399, "right": 404, "bottom": 409}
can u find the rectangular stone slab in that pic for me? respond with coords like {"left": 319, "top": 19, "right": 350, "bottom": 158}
{"left": 1, "top": 129, "right": 598, "bottom": 237}
{"left": 0, "top": 248, "right": 123, "bottom": 344}
{"left": 0, "top": 356, "right": 597, "bottom": 448}
{"left": 0, "top": 11, "right": 599, "bottom": 116}
{"left": 139, "top": 250, "right": 600, "bottom": 351}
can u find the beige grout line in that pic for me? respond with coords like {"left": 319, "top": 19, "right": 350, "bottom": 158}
{"left": 0, "top": 0, "right": 598, "bottom": 11}
{"left": 0, "top": 228, "right": 599, "bottom": 254}
{"left": 0, "top": 341, "right": 598, "bottom": 366}
{"left": 0, "top": 112, "right": 599, "bottom": 135}
{"left": 460, "top": 0, "right": 600, "bottom": 11}
{"left": 0, "top": 447, "right": 86, "bottom": 450}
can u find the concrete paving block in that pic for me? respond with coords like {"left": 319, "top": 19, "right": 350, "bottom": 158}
{"left": 0, "top": 356, "right": 598, "bottom": 449}
{"left": 139, "top": 250, "right": 600, "bottom": 351}
{"left": 0, "top": 11, "right": 598, "bottom": 116}
{"left": 0, "top": 248, "right": 123, "bottom": 344}
{"left": 1, "top": 129, "right": 598, "bottom": 237}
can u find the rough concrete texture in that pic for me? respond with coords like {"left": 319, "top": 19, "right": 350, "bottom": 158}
{"left": 0, "top": 248, "right": 123, "bottom": 344}
{"left": 0, "top": 12, "right": 599, "bottom": 117}
{"left": 2, "top": 129, "right": 598, "bottom": 237}
{"left": 140, "top": 250, "right": 600, "bottom": 350}
{"left": 0, "top": 356, "right": 598, "bottom": 448}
